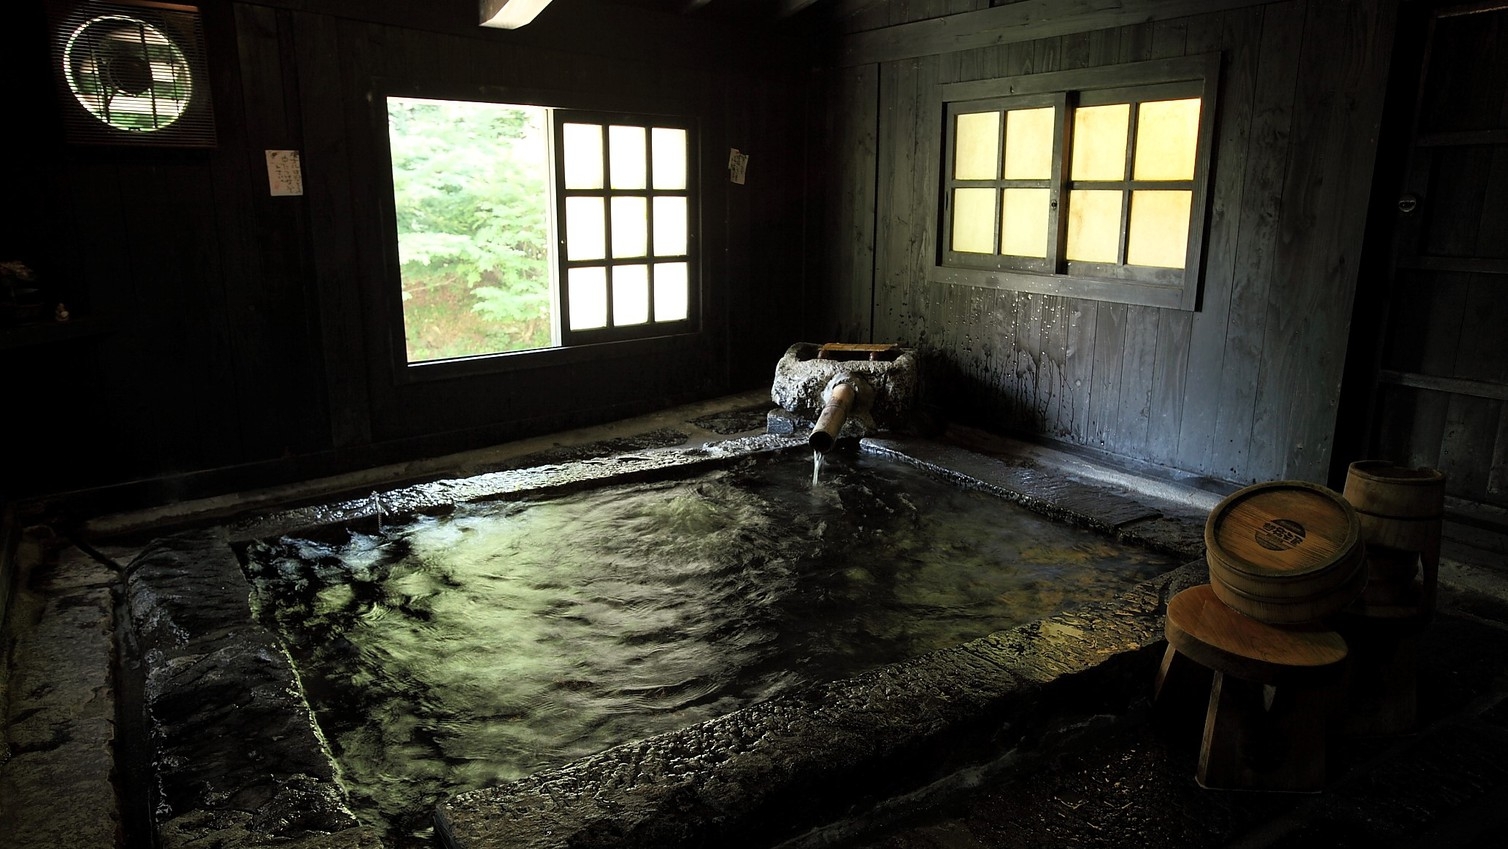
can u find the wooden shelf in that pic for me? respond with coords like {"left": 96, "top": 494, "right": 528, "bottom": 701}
{"left": 0, "top": 316, "right": 110, "bottom": 351}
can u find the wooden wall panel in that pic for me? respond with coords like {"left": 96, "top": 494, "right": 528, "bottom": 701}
{"left": 1174, "top": 6, "right": 1261, "bottom": 474}
{"left": 1206, "top": 1, "right": 1304, "bottom": 481}
{"left": 822, "top": 0, "right": 1399, "bottom": 486}
{"left": 1253, "top": 0, "right": 1396, "bottom": 480}
{"left": 294, "top": 10, "right": 373, "bottom": 450}
{"left": 5, "top": 1, "right": 812, "bottom": 504}
{"left": 1439, "top": 394, "right": 1502, "bottom": 499}
{"left": 327, "top": 15, "right": 746, "bottom": 443}
{"left": 1376, "top": 384, "right": 1447, "bottom": 469}
{"left": 872, "top": 54, "right": 943, "bottom": 345}
{"left": 816, "top": 64, "right": 880, "bottom": 342}
{"left": 1456, "top": 274, "right": 1508, "bottom": 384}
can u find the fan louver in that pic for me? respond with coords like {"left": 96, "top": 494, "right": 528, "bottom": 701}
{"left": 50, "top": 2, "right": 216, "bottom": 147}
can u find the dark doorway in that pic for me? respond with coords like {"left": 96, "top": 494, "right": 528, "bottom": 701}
{"left": 1341, "top": 1, "right": 1508, "bottom": 539}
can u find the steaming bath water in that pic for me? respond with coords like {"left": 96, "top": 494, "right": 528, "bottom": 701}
{"left": 242, "top": 450, "right": 1179, "bottom": 846}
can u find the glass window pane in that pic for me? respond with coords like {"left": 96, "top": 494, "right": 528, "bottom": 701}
{"left": 1134, "top": 98, "right": 1201, "bottom": 181}
{"left": 1003, "top": 107, "right": 1055, "bottom": 180}
{"left": 565, "top": 196, "right": 605, "bottom": 260}
{"left": 389, "top": 98, "right": 554, "bottom": 363}
{"left": 654, "top": 262, "right": 689, "bottom": 321}
{"left": 954, "top": 112, "right": 1000, "bottom": 180}
{"left": 951, "top": 188, "right": 997, "bottom": 253}
{"left": 651, "top": 127, "right": 687, "bottom": 190}
{"left": 1066, "top": 189, "right": 1122, "bottom": 263}
{"left": 1000, "top": 188, "right": 1050, "bottom": 258}
{"left": 1127, "top": 190, "right": 1191, "bottom": 268}
{"left": 568, "top": 267, "right": 608, "bottom": 329}
{"left": 563, "top": 123, "right": 603, "bottom": 190}
{"left": 1071, "top": 104, "right": 1130, "bottom": 181}
{"left": 613, "top": 264, "right": 650, "bottom": 326}
{"left": 611, "top": 196, "right": 648, "bottom": 258}
{"left": 609, "top": 125, "right": 647, "bottom": 190}
{"left": 653, "top": 196, "right": 688, "bottom": 256}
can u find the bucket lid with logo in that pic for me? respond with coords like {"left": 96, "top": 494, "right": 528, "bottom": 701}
{"left": 1205, "top": 480, "right": 1367, "bottom": 625}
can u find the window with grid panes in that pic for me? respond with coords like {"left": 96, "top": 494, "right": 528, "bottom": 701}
{"left": 385, "top": 96, "right": 696, "bottom": 365}
{"left": 934, "top": 55, "right": 1219, "bottom": 310}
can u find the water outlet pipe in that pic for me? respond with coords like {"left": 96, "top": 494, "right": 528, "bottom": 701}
{"left": 809, "top": 377, "right": 862, "bottom": 454}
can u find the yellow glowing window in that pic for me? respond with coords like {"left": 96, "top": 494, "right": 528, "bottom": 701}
{"left": 954, "top": 112, "right": 1000, "bottom": 180}
{"left": 1127, "top": 191, "right": 1192, "bottom": 268}
{"left": 1071, "top": 104, "right": 1130, "bottom": 181}
{"left": 1066, "top": 190, "right": 1122, "bottom": 263}
{"left": 1001, "top": 188, "right": 1050, "bottom": 258}
{"left": 937, "top": 54, "right": 1217, "bottom": 310}
{"left": 1134, "top": 98, "right": 1200, "bottom": 181}
{"left": 952, "top": 188, "right": 998, "bottom": 253}
{"left": 1003, "top": 108, "right": 1055, "bottom": 180}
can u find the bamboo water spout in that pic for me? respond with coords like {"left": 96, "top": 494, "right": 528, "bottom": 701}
{"left": 769, "top": 342, "right": 919, "bottom": 450}
{"left": 809, "top": 375, "right": 869, "bottom": 454}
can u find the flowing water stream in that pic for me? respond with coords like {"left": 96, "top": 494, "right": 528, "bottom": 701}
{"left": 242, "top": 450, "right": 1178, "bottom": 846}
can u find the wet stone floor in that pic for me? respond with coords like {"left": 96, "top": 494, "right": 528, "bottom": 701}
{"left": 832, "top": 583, "right": 1508, "bottom": 849}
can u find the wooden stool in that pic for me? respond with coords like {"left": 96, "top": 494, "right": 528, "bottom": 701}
{"left": 1156, "top": 584, "right": 1349, "bottom": 792}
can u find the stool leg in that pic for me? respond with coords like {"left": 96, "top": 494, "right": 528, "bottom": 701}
{"left": 1154, "top": 645, "right": 1212, "bottom": 738}
{"left": 1198, "top": 672, "right": 1334, "bottom": 792}
{"left": 1154, "top": 644, "right": 1193, "bottom": 704}
{"left": 1344, "top": 628, "right": 1419, "bottom": 737}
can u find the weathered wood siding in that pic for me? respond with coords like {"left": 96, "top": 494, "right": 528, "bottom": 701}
{"left": 1363, "top": 2, "right": 1508, "bottom": 509}
{"left": 4, "top": 1, "right": 811, "bottom": 503}
{"left": 814, "top": 0, "right": 1398, "bottom": 485}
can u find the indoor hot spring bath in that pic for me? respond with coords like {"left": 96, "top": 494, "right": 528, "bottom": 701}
{"left": 240, "top": 448, "right": 1184, "bottom": 846}
{"left": 20, "top": 399, "right": 1221, "bottom": 849}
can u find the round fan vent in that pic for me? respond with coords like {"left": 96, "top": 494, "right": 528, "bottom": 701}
{"left": 64, "top": 13, "right": 193, "bottom": 133}
{"left": 49, "top": 3, "right": 216, "bottom": 148}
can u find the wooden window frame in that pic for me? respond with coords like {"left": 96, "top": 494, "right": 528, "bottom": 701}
{"left": 931, "top": 54, "right": 1221, "bottom": 311}
{"left": 552, "top": 110, "right": 700, "bottom": 347}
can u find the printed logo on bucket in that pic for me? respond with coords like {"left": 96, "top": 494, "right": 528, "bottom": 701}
{"left": 1255, "top": 518, "right": 1306, "bottom": 551}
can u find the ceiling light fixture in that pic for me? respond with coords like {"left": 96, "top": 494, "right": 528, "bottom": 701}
{"left": 480, "top": 0, "right": 554, "bottom": 29}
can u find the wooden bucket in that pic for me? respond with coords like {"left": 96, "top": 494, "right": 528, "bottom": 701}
{"left": 1343, "top": 460, "right": 1446, "bottom": 611}
{"left": 1342, "top": 461, "right": 1445, "bottom": 554}
{"left": 1205, "top": 480, "right": 1366, "bottom": 625}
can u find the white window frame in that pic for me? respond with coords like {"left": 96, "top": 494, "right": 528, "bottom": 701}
{"left": 377, "top": 89, "right": 701, "bottom": 378}
{"left": 552, "top": 109, "right": 699, "bottom": 347}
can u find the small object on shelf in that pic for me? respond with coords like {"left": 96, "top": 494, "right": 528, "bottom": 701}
{"left": 54, "top": 303, "right": 70, "bottom": 323}
{"left": 1, "top": 260, "right": 45, "bottom": 326}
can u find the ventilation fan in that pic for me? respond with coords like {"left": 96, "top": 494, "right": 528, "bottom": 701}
{"left": 50, "top": 1, "right": 216, "bottom": 147}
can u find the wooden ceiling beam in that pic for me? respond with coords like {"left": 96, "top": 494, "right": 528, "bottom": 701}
{"left": 839, "top": 0, "right": 1281, "bottom": 66}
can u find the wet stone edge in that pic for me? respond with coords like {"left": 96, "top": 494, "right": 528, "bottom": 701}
{"left": 223, "top": 435, "right": 800, "bottom": 544}
{"left": 123, "top": 527, "right": 385, "bottom": 848}
{"left": 863, "top": 437, "right": 1208, "bottom": 561}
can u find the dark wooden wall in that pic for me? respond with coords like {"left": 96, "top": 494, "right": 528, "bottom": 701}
{"left": 3, "top": 0, "right": 814, "bottom": 506}
{"left": 812, "top": 0, "right": 1398, "bottom": 487}
{"left": 1357, "top": 1, "right": 1508, "bottom": 511}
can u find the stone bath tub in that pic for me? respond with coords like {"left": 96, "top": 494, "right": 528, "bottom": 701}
{"left": 102, "top": 413, "right": 1212, "bottom": 849}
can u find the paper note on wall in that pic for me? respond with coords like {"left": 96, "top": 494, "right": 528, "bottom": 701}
{"left": 266, "top": 150, "right": 304, "bottom": 196}
{"left": 728, "top": 149, "right": 749, "bottom": 185}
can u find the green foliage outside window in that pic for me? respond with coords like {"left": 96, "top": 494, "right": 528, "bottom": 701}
{"left": 388, "top": 98, "right": 553, "bottom": 362}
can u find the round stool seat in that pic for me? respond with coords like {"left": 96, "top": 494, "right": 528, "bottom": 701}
{"left": 1167, "top": 584, "right": 1348, "bottom": 685}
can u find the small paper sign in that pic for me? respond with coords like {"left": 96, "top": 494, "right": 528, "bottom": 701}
{"left": 265, "top": 150, "right": 304, "bottom": 196}
{"left": 728, "top": 148, "right": 749, "bottom": 185}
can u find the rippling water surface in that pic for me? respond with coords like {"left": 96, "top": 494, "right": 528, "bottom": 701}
{"left": 243, "top": 450, "right": 1178, "bottom": 846}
